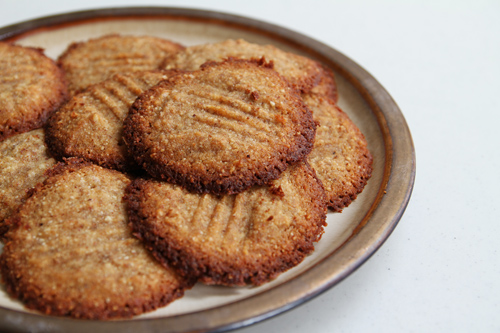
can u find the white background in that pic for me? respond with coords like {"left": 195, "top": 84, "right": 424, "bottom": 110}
{"left": 1, "top": 0, "right": 499, "bottom": 332}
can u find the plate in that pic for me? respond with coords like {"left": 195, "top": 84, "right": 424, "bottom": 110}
{"left": 0, "top": 7, "right": 415, "bottom": 333}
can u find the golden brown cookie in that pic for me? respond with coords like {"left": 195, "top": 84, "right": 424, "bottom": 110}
{"left": 45, "top": 70, "right": 182, "bottom": 172}
{"left": 162, "top": 39, "right": 325, "bottom": 93}
{"left": 57, "top": 34, "right": 184, "bottom": 96}
{"left": 125, "top": 161, "right": 327, "bottom": 286}
{"left": 303, "top": 93, "right": 372, "bottom": 211}
{"left": 0, "top": 161, "right": 192, "bottom": 319}
{"left": 0, "top": 129, "right": 56, "bottom": 235}
{"left": 124, "top": 58, "right": 316, "bottom": 195}
{"left": 0, "top": 42, "right": 68, "bottom": 141}
{"left": 309, "top": 66, "right": 339, "bottom": 103}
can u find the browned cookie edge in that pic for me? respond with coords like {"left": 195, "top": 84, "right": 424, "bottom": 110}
{"left": 306, "top": 94, "right": 373, "bottom": 211}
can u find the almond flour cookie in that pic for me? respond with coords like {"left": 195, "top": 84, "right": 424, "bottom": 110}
{"left": 58, "top": 34, "right": 184, "bottom": 96}
{"left": 0, "top": 129, "right": 56, "bottom": 234}
{"left": 304, "top": 93, "right": 373, "bottom": 211}
{"left": 125, "top": 161, "right": 327, "bottom": 286}
{"left": 124, "top": 59, "right": 316, "bottom": 195}
{"left": 0, "top": 161, "right": 192, "bottom": 319}
{"left": 46, "top": 70, "right": 181, "bottom": 172}
{"left": 309, "top": 66, "right": 339, "bottom": 103}
{"left": 162, "top": 39, "right": 326, "bottom": 93}
{"left": 0, "top": 42, "right": 68, "bottom": 141}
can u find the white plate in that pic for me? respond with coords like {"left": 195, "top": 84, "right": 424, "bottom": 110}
{"left": 0, "top": 7, "right": 415, "bottom": 332}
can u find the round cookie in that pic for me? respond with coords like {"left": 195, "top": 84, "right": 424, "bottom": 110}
{"left": 0, "top": 129, "right": 56, "bottom": 234}
{"left": 125, "top": 161, "right": 327, "bottom": 286}
{"left": 303, "top": 93, "right": 373, "bottom": 211}
{"left": 57, "top": 34, "right": 184, "bottom": 96}
{"left": 162, "top": 38, "right": 326, "bottom": 93}
{"left": 124, "top": 58, "right": 316, "bottom": 195}
{"left": 0, "top": 161, "right": 192, "bottom": 319}
{"left": 46, "top": 70, "right": 181, "bottom": 172}
{"left": 0, "top": 42, "right": 68, "bottom": 141}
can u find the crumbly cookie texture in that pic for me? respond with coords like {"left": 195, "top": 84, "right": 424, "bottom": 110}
{"left": 304, "top": 93, "right": 373, "bottom": 211}
{"left": 309, "top": 65, "right": 339, "bottom": 103}
{"left": 0, "top": 42, "right": 68, "bottom": 141}
{"left": 57, "top": 34, "right": 184, "bottom": 96}
{"left": 125, "top": 161, "right": 327, "bottom": 286}
{"left": 0, "top": 161, "right": 192, "bottom": 319}
{"left": 124, "top": 58, "right": 316, "bottom": 195}
{"left": 0, "top": 129, "right": 56, "bottom": 234}
{"left": 162, "top": 38, "right": 325, "bottom": 93}
{"left": 45, "top": 70, "right": 182, "bottom": 172}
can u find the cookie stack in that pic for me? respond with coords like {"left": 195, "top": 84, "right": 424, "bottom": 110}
{"left": 0, "top": 35, "right": 372, "bottom": 319}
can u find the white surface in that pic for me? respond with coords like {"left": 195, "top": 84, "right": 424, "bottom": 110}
{"left": 1, "top": 0, "right": 499, "bottom": 332}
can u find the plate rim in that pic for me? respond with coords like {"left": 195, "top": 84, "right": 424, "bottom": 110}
{"left": 0, "top": 6, "right": 415, "bottom": 333}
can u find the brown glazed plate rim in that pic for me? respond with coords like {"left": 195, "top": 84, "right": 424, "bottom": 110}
{"left": 0, "top": 7, "right": 415, "bottom": 333}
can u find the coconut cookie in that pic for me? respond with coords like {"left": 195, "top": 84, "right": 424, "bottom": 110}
{"left": 0, "top": 129, "right": 56, "bottom": 234}
{"left": 162, "top": 38, "right": 328, "bottom": 93}
{"left": 124, "top": 59, "right": 316, "bottom": 195}
{"left": 303, "top": 93, "right": 373, "bottom": 211}
{"left": 125, "top": 161, "right": 327, "bottom": 286}
{"left": 0, "top": 161, "right": 192, "bottom": 319}
{"left": 45, "top": 70, "right": 182, "bottom": 172}
{"left": 0, "top": 42, "right": 68, "bottom": 141}
{"left": 57, "top": 34, "right": 184, "bottom": 96}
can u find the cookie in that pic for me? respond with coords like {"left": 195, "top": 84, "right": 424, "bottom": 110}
{"left": 309, "top": 66, "right": 339, "bottom": 103}
{"left": 124, "top": 58, "right": 316, "bottom": 195}
{"left": 0, "top": 161, "right": 192, "bottom": 319}
{"left": 303, "top": 93, "right": 373, "bottom": 211}
{"left": 0, "top": 42, "right": 68, "bottom": 141}
{"left": 45, "top": 70, "right": 181, "bottom": 172}
{"left": 57, "top": 34, "right": 184, "bottom": 96}
{"left": 125, "top": 161, "right": 327, "bottom": 286}
{"left": 0, "top": 129, "right": 56, "bottom": 234}
{"left": 162, "top": 39, "right": 325, "bottom": 93}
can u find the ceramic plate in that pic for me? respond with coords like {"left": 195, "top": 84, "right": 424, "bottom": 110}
{"left": 0, "top": 7, "right": 415, "bottom": 333}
